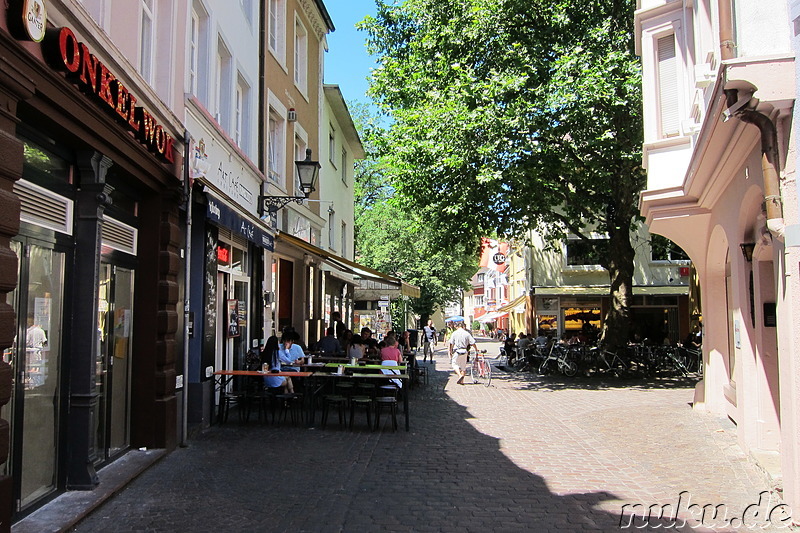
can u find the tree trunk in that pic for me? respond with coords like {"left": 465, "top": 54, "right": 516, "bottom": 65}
{"left": 601, "top": 221, "right": 636, "bottom": 349}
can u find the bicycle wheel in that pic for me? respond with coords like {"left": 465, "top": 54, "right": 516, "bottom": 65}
{"left": 471, "top": 359, "right": 481, "bottom": 384}
{"left": 484, "top": 360, "right": 492, "bottom": 386}
{"left": 561, "top": 359, "right": 578, "bottom": 377}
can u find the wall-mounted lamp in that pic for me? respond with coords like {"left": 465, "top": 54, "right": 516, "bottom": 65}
{"left": 259, "top": 149, "right": 321, "bottom": 216}
{"left": 740, "top": 242, "right": 755, "bottom": 262}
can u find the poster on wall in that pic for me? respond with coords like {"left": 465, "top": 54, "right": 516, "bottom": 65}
{"left": 227, "top": 299, "right": 240, "bottom": 338}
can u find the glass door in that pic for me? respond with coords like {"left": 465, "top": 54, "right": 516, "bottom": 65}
{"left": 3, "top": 240, "right": 66, "bottom": 510}
{"left": 95, "top": 263, "right": 134, "bottom": 463}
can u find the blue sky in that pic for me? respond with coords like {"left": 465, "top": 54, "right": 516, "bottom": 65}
{"left": 323, "top": 0, "right": 379, "bottom": 106}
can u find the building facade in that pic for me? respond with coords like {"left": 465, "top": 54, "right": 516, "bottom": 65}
{"left": 0, "top": 0, "right": 185, "bottom": 524}
{"left": 636, "top": 0, "right": 800, "bottom": 514}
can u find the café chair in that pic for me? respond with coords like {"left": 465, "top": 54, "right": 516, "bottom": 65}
{"left": 349, "top": 395, "right": 373, "bottom": 430}
{"left": 320, "top": 394, "right": 347, "bottom": 429}
{"left": 274, "top": 392, "right": 303, "bottom": 425}
{"left": 374, "top": 385, "right": 399, "bottom": 432}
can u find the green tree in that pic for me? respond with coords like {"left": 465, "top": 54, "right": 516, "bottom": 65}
{"left": 362, "top": 0, "right": 645, "bottom": 348}
{"left": 349, "top": 101, "right": 477, "bottom": 324}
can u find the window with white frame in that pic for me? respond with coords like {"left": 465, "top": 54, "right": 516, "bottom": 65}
{"left": 216, "top": 39, "right": 233, "bottom": 130}
{"left": 656, "top": 33, "right": 680, "bottom": 138}
{"left": 268, "top": 0, "right": 286, "bottom": 64}
{"left": 139, "top": 0, "right": 155, "bottom": 83}
{"left": 82, "top": 0, "right": 108, "bottom": 29}
{"left": 189, "top": 10, "right": 199, "bottom": 95}
{"left": 268, "top": 108, "right": 286, "bottom": 186}
{"left": 475, "top": 295, "right": 485, "bottom": 307}
{"left": 341, "top": 221, "right": 347, "bottom": 257}
{"left": 328, "top": 125, "right": 336, "bottom": 166}
{"left": 190, "top": 3, "right": 210, "bottom": 106}
{"left": 341, "top": 148, "right": 347, "bottom": 184}
{"left": 234, "top": 76, "right": 250, "bottom": 153}
{"left": 294, "top": 17, "right": 308, "bottom": 94}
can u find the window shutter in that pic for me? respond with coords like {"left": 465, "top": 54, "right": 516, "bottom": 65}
{"left": 657, "top": 34, "right": 680, "bottom": 137}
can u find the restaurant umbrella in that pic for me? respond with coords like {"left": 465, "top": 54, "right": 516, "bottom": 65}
{"left": 445, "top": 315, "right": 465, "bottom": 322}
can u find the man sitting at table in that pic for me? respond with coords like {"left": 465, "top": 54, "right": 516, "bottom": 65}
{"left": 360, "top": 327, "right": 379, "bottom": 357}
{"left": 278, "top": 332, "right": 305, "bottom": 371}
{"left": 317, "top": 327, "right": 341, "bottom": 354}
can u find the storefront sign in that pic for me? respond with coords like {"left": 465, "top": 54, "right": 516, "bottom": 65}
{"left": 206, "top": 195, "right": 274, "bottom": 251}
{"left": 43, "top": 27, "right": 176, "bottom": 163}
{"left": 8, "top": 0, "right": 47, "bottom": 42}
{"left": 492, "top": 252, "right": 507, "bottom": 265}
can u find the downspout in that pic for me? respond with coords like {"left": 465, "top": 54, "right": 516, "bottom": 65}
{"left": 181, "top": 129, "right": 193, "bottom": 447}
{"left": 724, "top": 89, "right": 786, "bottom": 242}
{"left": 718, "top": 1, "right": 785, "bottom": 240}
{"left": 717, "top": 0, "right": 735, "bottom": 60}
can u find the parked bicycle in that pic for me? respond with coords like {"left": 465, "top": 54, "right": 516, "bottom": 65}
{"left": 471, "top": 349, "right": 492, "bottom": 386}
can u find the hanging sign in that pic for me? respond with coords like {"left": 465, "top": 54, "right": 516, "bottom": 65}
{"left": 8, "top": 0, "right": 47, "bottom": 42}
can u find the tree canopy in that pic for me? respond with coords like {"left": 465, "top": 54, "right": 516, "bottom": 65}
{"left": 349, "top": 101, "right": 477, "bottom": 323}
{"left": 361, "top": 0, "right": 646, "bottom": 346}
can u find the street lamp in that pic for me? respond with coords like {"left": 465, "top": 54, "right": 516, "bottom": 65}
{"left": 260, "top": 149, "right": 321, "bottom": 216}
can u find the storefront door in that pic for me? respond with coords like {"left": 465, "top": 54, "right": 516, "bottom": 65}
{"left": 3, "top": 239, "right": 67, "bottom": 511}
{"left": 95, "top": 263, "right": 134, "bottom": 463}
{"left": 215, "top": 272, "right": 250, "bottom": 373}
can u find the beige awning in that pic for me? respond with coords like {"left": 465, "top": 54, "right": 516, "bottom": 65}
{"left": 276, "top": 232, "right": 420, "bottom": 299}
{"left": 497, "top": 294, "right": 526, "bottom": 312}
{"left": 533, "top": 285, "right": 688, "bottom": 296}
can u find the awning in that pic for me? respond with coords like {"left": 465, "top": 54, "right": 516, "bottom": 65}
{"left": 276, "top": 232, "right": 420, "bottom": 299}
{"left": 533, "top": 285, "right": 688, "bottom": 296}
{"left": 205, "top": 193, "right": 274, "bottom": 250}
{"left": 477, "top": 311, "right": 508, "bottom": 323}
{"left": 497, "top": 294, "right": 526, "bottom": 312}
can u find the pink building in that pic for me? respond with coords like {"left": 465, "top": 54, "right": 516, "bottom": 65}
{"left": 637, "top": 0, "right": 800, "bottom": 516}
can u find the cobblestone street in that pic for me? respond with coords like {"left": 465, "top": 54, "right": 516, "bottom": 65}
{"left": 59, "top": 339, "right": 789, "bottom": 532}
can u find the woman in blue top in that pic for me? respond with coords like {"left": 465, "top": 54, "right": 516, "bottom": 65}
{"left": 261, "top": 336, "right": 293, "bottom": 393}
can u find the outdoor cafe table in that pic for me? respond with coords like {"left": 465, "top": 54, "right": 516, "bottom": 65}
{"left": 212, "top": 370, "right": 313, "bottom": 423}
{"left": 308, "top": 371, "right": 410, "bottom": 431}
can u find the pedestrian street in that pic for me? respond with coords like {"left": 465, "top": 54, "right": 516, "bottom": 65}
{"left": 61, "top": 338, "right": 788, "bottom": 533}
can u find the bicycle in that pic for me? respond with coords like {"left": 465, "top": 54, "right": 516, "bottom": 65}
{"left": 471, "top": 349, "right": 492, "bottom": 386}
{"left": 538, "top": 343, "right": 578, "bottom": 377}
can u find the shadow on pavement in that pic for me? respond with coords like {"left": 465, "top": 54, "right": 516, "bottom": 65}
{"left": 493, "top": 366, "right": 700, "bottom": 393}
{"left": 71, "top": 364, "right": 638, "bottom": 532}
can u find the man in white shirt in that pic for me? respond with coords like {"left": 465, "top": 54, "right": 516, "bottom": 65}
{"left": 448, "top": 322, "right": 478, "bottom": 385}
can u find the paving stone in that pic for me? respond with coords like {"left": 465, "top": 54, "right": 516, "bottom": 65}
{"left": 49, "top": 339, "right": 796, "bottom": 533}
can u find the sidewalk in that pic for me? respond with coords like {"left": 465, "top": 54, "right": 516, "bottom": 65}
{"left": 38, "top": 338, "right": 792, "bottom": 532}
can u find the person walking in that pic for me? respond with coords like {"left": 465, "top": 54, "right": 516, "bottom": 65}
{"left": 448, "top": 322, "right": 478, "bottom": 385}
{"left": 422, "top": 320, "right": 437, "bottom": 362}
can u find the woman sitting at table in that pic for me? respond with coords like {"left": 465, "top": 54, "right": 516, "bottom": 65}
{"left": 261, "top": 336, "right": 294, "bottom": 393}
{"left": 278, "top": 332, "right": 305, "bottom": 371}
{"left": 380, "top": 335, "right": 403, "bottom": 364}
{"left": 348, "top": 335, "right": 365, "bottom": 360}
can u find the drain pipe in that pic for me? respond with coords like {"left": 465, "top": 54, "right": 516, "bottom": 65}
{"left": 724, "top": 89, "right": 786, "bottom": 241}
{"left": 717, "top": 0, "right": 735, "bottom": 60}
{"left": 181, "top": 129, "right": 193, "bottom": 447}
